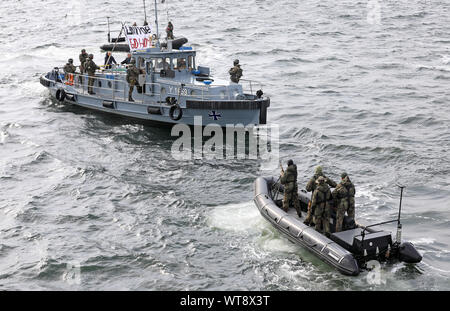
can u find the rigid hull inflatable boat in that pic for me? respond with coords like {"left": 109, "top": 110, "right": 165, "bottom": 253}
{"left": 253, "top": 177, "right": 422, "bottom": 276}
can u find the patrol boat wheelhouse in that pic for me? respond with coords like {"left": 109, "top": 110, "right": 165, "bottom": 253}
{"left": 39, "top": 35, "right": 269, "bottom": 127}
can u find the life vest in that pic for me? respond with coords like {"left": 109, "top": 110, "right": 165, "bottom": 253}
{"left": 65, "top": 73, "right": 74, "bottom": 86}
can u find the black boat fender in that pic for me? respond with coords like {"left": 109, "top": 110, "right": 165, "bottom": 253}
{"left": 56, "top": 88, "right": 66, "bottom": 102}
{"left": 398, "top": 242, "right": 422, "bottom": 263}
{"left": 169, "top": 104, "right": 183, "bottom": 121}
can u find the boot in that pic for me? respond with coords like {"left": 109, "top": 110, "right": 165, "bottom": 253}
{"left": 128, "top": 97, "right": 134, "bottom": 102}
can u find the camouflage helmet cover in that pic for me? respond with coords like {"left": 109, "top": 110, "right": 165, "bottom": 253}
{"left": 233, "top": 59, "right": 239, "bottom": 65}
{"left": 341, "top": 172, "right": 348, "bottom": 179}
{"left": 89, "top": 54, "right": 94, "bottom": 59}
{"left": 315, "top": 166, "right": 323, "bottom": 175}
{"left": 287, "top": 159, "right": 294, "bottom": 166}
{"left": 68, "top": 58, "right": 73, "bottom": 63}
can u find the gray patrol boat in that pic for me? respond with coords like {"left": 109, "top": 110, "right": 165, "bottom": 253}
{"left": 39, "top": 3, "right": 269, "bottom": 127}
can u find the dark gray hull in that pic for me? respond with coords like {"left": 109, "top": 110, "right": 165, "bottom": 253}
{"left": 253, "top": 176, "right": 360, "bottom": 276}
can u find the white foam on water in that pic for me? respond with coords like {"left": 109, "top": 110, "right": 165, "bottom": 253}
{"left": 410, "top": 237, "right": 436, "bottom": 245}
{"left": 256, "top": 229, "right": 299, "bottom": 254}
{"left": 207, "top": 201, "right": 263, "bottom": 232}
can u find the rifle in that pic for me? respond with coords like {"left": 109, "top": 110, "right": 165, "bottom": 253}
{"left": 273, "top": 161, "right": 284, "bottom": 199}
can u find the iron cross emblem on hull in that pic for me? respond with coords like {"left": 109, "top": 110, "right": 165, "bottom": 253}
{"left": 209, "top": 111, "right": 222, "bottom": 121}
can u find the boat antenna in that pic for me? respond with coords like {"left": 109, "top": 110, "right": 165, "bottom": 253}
{"left": 395, "top": 183, "right": 405, "bottom": 243}
{"left": 107, "top": 17, "right": 111, "bottom": 43}
{"left": 165, "top": 0, "right": 170, "bottom": 22}
{"left": 154, "top": 0, "right": 160, "bottom": 47}
{"left": 143, "top": 0, "right": 148, "bottom": 25}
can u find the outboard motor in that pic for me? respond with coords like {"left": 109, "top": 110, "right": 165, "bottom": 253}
{"left": 398, "top": 242, "right": 422, "bottom": 263}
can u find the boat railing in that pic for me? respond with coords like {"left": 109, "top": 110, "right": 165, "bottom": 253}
{"left": 239, "top": 79, "right": 263, "bottom": 96}
{"left": 60, "top": 71, "right": 264, "bottom": 105}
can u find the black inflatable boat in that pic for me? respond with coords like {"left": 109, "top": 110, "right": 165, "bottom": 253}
{"left": 253, "top": 177, "right": 422, "bottom": 276}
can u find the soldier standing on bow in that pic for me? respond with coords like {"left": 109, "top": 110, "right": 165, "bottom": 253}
{"left": 166, "top": 21, "right": 174, "bottom": 39}
{"left": 280, "top": 160, "right": 301, "bottom": 217}
{"left": 229, "top": 59, "right": 243, "bottom": 83}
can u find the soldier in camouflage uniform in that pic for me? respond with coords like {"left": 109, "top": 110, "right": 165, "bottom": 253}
{"left": 280, "top": 159, "right": 301, "bottom": 217}
{"left": 304, "top": 166, "right": 337, "bottom": 225}
{"left": 332, "top": 172, "right": 356, "bottom": 232}
{"left": 311, "top": 176, "right": 332, "bottom": 235}
{"left": 166, "top": 21, "right": 174, "bottom": 39}
{"left": 63, "top": 58, "right": 76, "bottom": 74}
{"left": 85, "top": 54, "right": 100, "bottom": 95}
{"left": 78, "top": 49, "right": 88, "bottom": 84}
{"left": 79, "top": 49, "right": 88, "bottom": 74}
{"left": 126, "top": 58, "right": 143, "bottom": 102}
{"left": 229, "top": 59, "right": 243, "bottom": 83}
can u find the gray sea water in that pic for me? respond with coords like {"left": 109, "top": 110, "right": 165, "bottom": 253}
{"left": 0, "top": 0, "right": 449, "bottom": 290}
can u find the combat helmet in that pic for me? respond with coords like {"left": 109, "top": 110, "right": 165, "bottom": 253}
{"left": 233, "top": 59, "right": 239, "bottom": 65}
{"left": 341, "top": 172, "right": 348, "bottom": 179}
{"left": 287, "top": 159, "right": 294, "bottom": 166}
{"left": 88, "top": 54, "right": 94, "bottom": 59}
{"left": 68, "top": 58, "right": 73, "bottom": 63}
{"left": 315, "top": 166, "right": 323, "bottom": 176}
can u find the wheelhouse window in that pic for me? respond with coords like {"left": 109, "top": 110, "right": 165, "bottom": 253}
{"left": 138, "top": 57, "right": 145, "bottom": 70}
{"left": 155, "top": 57, "right": 170, "bottom": 71}
{"left": 174, "top": 57, "right": 187, "bottom": 70}
{"left": 188, "top": 55, "right": 195, "bottom": 70}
